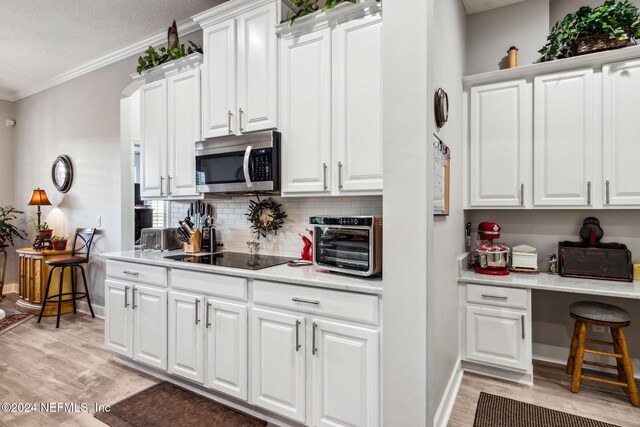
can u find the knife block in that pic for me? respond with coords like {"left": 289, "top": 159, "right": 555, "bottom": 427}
{"left": 183, "top": 229, "right": 202, "bottom": 253}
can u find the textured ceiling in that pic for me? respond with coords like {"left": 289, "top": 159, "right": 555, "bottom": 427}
{"left": 462, "top": 0, "right": 527, "bottom": 14}
{"left": 0, "top": 0, "right": 226, "bottom": 101}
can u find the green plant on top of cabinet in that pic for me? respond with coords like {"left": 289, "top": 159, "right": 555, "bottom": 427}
{"left": 198, "top": 1, "right": 279, "bottom": 138}
{"left": 280, "top": 6, "right": 383, "bottom": 196}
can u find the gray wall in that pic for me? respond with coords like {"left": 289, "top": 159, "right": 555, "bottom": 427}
{"left": 465, "top": 0, "right": 549, "bottom": 75}
{"left": 428, "top": 0, "right": 466, "bottom": 423}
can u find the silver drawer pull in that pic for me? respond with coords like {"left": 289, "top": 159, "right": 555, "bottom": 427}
{"left": 292, "top": 297, "right": 320, "bottom": 305}
{"left": 481, "top": 294, "right": 508, "bottom": 300}
{"left": 123, "top": 270, "right": 139, "bottom": 276}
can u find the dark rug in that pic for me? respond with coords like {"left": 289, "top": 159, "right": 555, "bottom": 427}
{"left": 474, "top": 392, "right": 621, "bottom": 427}
{"left": 0, "top": 313, "right": 32, "bottom": 335}
{"left": 94, "top": 382, "right": 267, "bottom": 427}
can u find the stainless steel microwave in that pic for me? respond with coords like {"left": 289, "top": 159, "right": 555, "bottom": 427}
{"left": 195, "top": 131, "right": 280, "bottom": 194}
{"left": 310, "top": 215, "right": 383, "bottom": 277}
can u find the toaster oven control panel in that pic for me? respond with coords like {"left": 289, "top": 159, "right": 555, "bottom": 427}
{"left": 310, "top": 216, "right": 374, "bottom": 226}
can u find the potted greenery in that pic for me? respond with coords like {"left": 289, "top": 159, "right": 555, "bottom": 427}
{"left": 539, "top": 0, "right": 640, "bottom": 62}
{"left": 50, "top": 235, "right": 68, "bottom": 251}
{"left": 285, "top": 0, "right": 381, "bottom": 25}
{"left": 0, "top": 206, "right": 26, "bottom": 247}
{"left": 32, "top": 219, "right": 53, "bottom": 239}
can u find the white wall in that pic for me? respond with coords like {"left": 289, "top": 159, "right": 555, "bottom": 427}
{"left": 550, "top": 0, "right": 640, "bottom": 27}
{"left": 465, "top": 0, "right": 549, "bottom": 75}
{"left": 428, "top": 0, "right": 466, "bottom": 424}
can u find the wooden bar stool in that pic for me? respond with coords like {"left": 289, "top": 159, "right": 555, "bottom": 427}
{"left": 566, "top": 301, "right": 639, "bottom": 406}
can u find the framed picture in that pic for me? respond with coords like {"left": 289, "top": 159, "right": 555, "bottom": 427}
{"left": 433, "top": 134, "right": 450, "bottom": 216}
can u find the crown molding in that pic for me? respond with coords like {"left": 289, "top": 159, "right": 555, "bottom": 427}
{"left": 11, "top": 17, "right": 201, "bottom": 102}
{"left": 0, "top": 92, "right": 17, "bottom": 102}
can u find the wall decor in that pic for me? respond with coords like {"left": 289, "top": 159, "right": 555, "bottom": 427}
{"left": 284, "top": 0, "right": 381, "bottom": 25}
{"left": 245, "top": 196, "right": 287, "bottom": 239}
{"left": 433, "top": 134, "right": 450, "bottom": 216}
{"left": 51, "top": 155, "right": 73, "bottom": 193}
{"left": 434, "top": 88, "right": 449, "bottom": 129}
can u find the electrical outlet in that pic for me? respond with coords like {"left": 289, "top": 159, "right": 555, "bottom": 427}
{"left": 592, "top": 324, "right": 607, "bottom": 334}
{"left": 96, "top": 216, "right": 102, "bottom": 227}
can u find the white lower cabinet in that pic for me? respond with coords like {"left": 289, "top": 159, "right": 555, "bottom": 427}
{"left": 168, "top": 290, "right": 205, "bottom": 383}
{"left": 105, "top": 279, "right": 167, "bottom": 370}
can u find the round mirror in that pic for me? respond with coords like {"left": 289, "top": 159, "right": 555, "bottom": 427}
{"left": 51, "top": 155, "right": 73, "bottom": 193}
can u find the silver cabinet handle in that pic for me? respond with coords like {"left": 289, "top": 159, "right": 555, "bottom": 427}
{"left": 606, "top": 180, "right": 610, "bottom": 205}
{"left": 521, "top": 315, "right": 525, "bottom": 339}
{"left": 228, "top": 110, "right": 233, "bottom": 135}
{"left": 132, "top": 287, "right": 137, "bottom": 310}
{"left": 160, "top": 176, "right": 165, "bottom": 196}
{"left": 195, "top": 298, "right": 200, "bottom": 325}
{"left": 587, "top": 181, "right": 592, "bottom": 206}
{"left": 124, "top": 286, "right": 130, "bottom": 308}
{"left": 481, "top": 294, "right": 508, "bottom": 300}
{"left": 520, "top": 184, "right": 524, "bottom": 206}
{"left": 168, "top": 176, "right": 173, "bottom": 196}
{"left": 205, "top": 301, "right": 211, "bottom": 328}
{"left": 295, "top": 320, "right": 301, "bottom": 351}
{"left": 322, "top": 163, "right": 328, "bottom": 191}
{"left": 338, "top": 161, "right": 344, "bottom": 189}
{"left": 239, "top": 108, "right": 244, "bottom": 133}
{"left": 123, "top": 270, "right": 139, "bottom": 276}
{"left": 312, "top": 322, "right": 318, "bottom": 355}
{"left": 292, "top": 297, "right": 320, "bottom": 305}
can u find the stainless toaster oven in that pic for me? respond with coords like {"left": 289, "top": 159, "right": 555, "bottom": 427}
{"left": 309, "top": 216, "right": 382, "bottom": 277}
{"left": 140, "top": 228, "right": 182, "bottom": 251}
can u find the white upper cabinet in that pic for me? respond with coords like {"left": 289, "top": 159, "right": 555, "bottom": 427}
{"left": 603, "top": 59, "right": 640, "bottom": 206}
{"left": 237, "top": 2, "right": 278, "bottom": 134}
{"left": 200, "top": 2, "right": 278, "bottom": 138}
{"left": 140, "top": 80, "right": 167, "bottom": 198}
{"left": 280, "top": 28, "right": 332, "bottom": 194}
{"left": 333, "top": 13, "right": 383, "bottom": 194}
{"left": 468, "top": 80, "right": 530, "bottom": 207}
{"left": 533, "top": 69, "right": 594, "bottom": 206}
{"left": 167, "top": 69, "right": 201, "bottom": 197}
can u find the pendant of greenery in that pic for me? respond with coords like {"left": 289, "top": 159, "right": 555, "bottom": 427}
{"left": 539, "top": 0, "right": 640, "bottom": 62}
{"left": 245, "top": 196, "right": 288, "bottom": 239}
{"left": 285, "top": 0, "right": 381, "bottom": 25}
{"left": 0, "top": 206, "right": 26, "bottom": 247}
{"left": 136, "top": 41, "right": 203, "bottom": 74}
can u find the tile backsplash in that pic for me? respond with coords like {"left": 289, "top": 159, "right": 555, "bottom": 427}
{"left": 170, "top": 196, "right": 382, "bottom": 258}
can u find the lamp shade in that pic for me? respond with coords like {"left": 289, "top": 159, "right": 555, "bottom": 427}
{"left": 28, "top": 188, "right": 52, "bottom": 206}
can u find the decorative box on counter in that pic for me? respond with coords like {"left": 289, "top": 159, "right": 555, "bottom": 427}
{"left": 558, "top": 241, "right": 633, "bottom": 283}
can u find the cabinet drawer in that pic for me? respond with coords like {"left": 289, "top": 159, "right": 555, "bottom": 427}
{"left": 466, "top": 284, "right": 528, "bottom": 310}
{"left": 253, "top": 280, "right": 378, "bottom": 325}
{"left": 107, "top": 260, "right": 167, "bottom": 286}
{"left": 170, "top": 269, "right": 247, "bottom": 301}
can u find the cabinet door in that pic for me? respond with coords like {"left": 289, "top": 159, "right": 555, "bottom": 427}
{"left": 205, "top": 299, "right": 248, "bottom": 400}
{"left": 534, "top": 69, "right": 594, "bottom": 206}
{"left": 469, "top": 80, "right": 530, "bottom": 207}
{"left": 167, "top": 69, "right": 201, "bottom": 197}
{"left": 168, "top": 291, "right": 204, "bottom": 383}
{"left": 132, "top": 285, "right": 167, "bottom": 370}
{"left": 311, "top": 319, "right": 379, "bottom": 427}
{"left": 466, "top": 306, "right": 529, "bottom": 371}
{"left": 140, "top": 79, "right": 167, "bottom": 197}
{"left": 333, "top": 14, "right": 383, "bottom": 194}
{"left": 105, "top": 280, "right": 133, "bottom": 357}
{"left": 237, "top": 2, "right": 278, "bottom": 133}
{"left": 250, "top": 308, "right": 306, "bottom": 422}
{"left": 202, "top": 18, "right": 237, "bottom": 138}
{"left": 280, "top": 28, "right": 332, "bottom": 194}
{"left": 603, "top": 59, "right": 640, "bottom": 206}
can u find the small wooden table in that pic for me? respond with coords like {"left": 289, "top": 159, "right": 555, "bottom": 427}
{"left": 16, "top": 248, "right": 74, "bottom": 316}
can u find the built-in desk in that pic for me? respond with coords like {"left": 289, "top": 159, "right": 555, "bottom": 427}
{"left": 457, "top": 253, "right": 640, "bottom": 384}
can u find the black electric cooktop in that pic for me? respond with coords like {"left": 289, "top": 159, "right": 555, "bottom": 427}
{"left": 164, "top": 252, "right": 295, "bottom": 271}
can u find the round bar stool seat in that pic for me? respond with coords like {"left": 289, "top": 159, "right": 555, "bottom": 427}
{"left": 570, "top": 301, "right": 631, "bottom": 324}
{"left": 46, "top": 256, "right": 88, "bottom": 267}
{"left": 566, "top": 301, "right": 639, "bottom": 407}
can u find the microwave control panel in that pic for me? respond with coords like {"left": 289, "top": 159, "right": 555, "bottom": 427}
{"left": 253, "top": 149, "right": 272, "bottom": 181}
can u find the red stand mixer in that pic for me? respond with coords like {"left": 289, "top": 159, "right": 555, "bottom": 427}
{"left": 474, "top": 222, "right": 510, "bottom": 275}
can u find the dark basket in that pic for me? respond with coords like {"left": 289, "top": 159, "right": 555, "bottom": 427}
{"left": 571, "top": 33, "right": 630, "bottom": 56}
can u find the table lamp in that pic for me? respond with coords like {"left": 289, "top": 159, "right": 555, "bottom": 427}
{"left": 28, "top": 188, "right": 51, "bottom": 249}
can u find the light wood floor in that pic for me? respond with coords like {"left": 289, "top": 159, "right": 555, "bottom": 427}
{"left": 449, "top": 360, "right": 640, "bottom": 426}
{"left": 0, "top": 294, "right": 159, "bottom": 426}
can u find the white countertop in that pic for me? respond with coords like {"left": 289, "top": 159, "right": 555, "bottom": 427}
{"left": 101, "top": 251, "right": 383, "bottom": 296}
{"left": 458, "top": 267, "right": 640, "bottom": 300}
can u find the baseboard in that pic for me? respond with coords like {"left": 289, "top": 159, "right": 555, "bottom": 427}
{"left": 434, "top": 358, "right": 463, "bottom": 427}
{"left": 76, "top": 301, "right": 105, "bottom": 319}
{"left": 461, "top": 360, "right": 534, "bottom": 385}
{"left": 114, "top": 357, "right": 305, "bottom": 427}
{"left": 533, "top": 342, "right": 640, "bottom": 380}
{"left": 2, "top": 283, "right": 18, "bottom": 295}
